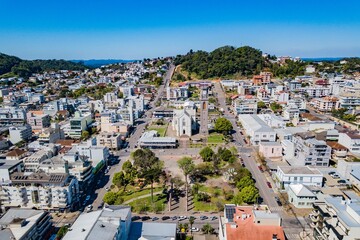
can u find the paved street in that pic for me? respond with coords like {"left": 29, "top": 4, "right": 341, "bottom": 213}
{"left": 213, "top": 82, "right": 307, "bottom": 239}
{"left": 91, "top": 65, "right": 175, "bottom": 208}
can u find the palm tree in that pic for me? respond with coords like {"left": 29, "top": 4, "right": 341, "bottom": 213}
{"left": 202, "top": 223, "right": 215, "bottom": 234}
{"left": 189, "top": 216, "right": 195, "bottom": 235}
{"left": 177, "top": 157, "right": 195, "bottom": 212}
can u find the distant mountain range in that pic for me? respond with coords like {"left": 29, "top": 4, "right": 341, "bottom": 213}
{"left": 71, "top": 59, "right": 137, "bottom": 67}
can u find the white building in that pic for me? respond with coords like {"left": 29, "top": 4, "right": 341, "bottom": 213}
{"left": 338, "top": 133, "right": 360, "bottom": 156}
{"left": 259, "top": 141, "right": 282, "bottom": 160}
{"left": 166, "top": 86, "right": 189, "bottom": 100}
{"left": 63, "top": 205, "right": 132, "bottom": 240}
{"left": 288, "top": 184, "right": 316, "bottom": 208}
{"left": 9, "top": 125, "right": 32, "bottom": 144}
{"left": 233, "top": 96, "right": 258, "bottom": 115}
{"left": 97, "top": 132, "right": 123, "bottom": 150}
{"left": 0, "top": 209, "right": 52, "bottom": 240}
{"left": 312, "top": 193, "right": 360, "bottom": 240}
{"left": 172, "top": 108, "right": 197, "bottom": 137}
{"left": 138, "top": 130, "right": 177, "bottom": 149}
{"left": 0, "top": 172, "right": 79, "bottom": 211}
{"left": 283, "top": 103, "right": 300, "bottom": 121}
{"left": 291, "top": 133, "right": 331, "bottom": 166}
{"left": 238, "top": 114, "right": 276, "bottom": 145}
{"left": 275, "top": 166, "right": 323, "bottom": 190}
{"left": 64, "top": 111, "right": 93, "bottom": 139}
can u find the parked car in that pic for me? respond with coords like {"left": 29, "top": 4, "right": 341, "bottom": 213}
{"left": 141, "top": 216, "right": 150, "bottom": 221}
{"left": 200, "top": 216, "right": 208, "bottom": 220}
{"left": 161, "top": 216, "right": 170, "bottom": 220}
{"left": 97, "top": 201, "right": 104, "bottom": 209}
{"left": 266, "top": 182, "right": 272, "bottom": 188}
{"left": 86, "top": 205, "right": 93, "bottom": 212}
{"left": 210, "top": 216, "right": 218, "bottom": 221}
{"left": 105, "top": 187, "right": 110, "bottom": 191}
{"left": 275, "top": 197, "right": 282, "bottom": 206}
{"left": 332, "top": 174, "right": 340, "bottom": 179}
{"left": 132, "top": 216, "right": 141, "bottom": 221}
{"left": 337, "top": 180, "right": 346, "bottom": 184}
{"left": 179, "top": 216, "right": 187, "bottom": 221}
{"left": 191, "top": 227, "right": 200, "bottom": 232}
{"left": 152, "top": 217, "right": 159, "bottom": 221}
{"left": 171, "top": 216, "right": 178, "bottom": 220}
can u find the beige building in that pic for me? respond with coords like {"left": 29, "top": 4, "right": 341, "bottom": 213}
{"left": 97, "top": 132, "right": 123, "bottom": 150}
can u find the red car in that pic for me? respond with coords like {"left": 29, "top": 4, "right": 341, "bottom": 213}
{"left": 266, "top": 182, "right": 272, "bottom": 188}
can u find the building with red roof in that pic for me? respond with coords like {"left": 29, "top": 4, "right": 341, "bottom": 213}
{"left": 219, "top": 205, "right": 285, "bottom": 240}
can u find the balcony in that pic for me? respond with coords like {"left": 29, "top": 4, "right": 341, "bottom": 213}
{"left": 312, "top": 209, "right": 320, "bottom": 217}
{"left": 310, "top": 214, "right": 320, "bottom": 222}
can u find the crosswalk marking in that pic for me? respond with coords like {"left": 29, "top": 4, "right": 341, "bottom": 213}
{"left": 269, "top": 206, "right": 284, "bottom": 212}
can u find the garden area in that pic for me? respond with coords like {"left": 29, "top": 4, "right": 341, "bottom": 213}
{"left": 146, "top": 118, "right": 168, "bottom": 137}
{"left": 207, "top": 133, "right": 224, "bottom": 144}
{"left": 103, "top": 149, "right": 167, "bottom": 212}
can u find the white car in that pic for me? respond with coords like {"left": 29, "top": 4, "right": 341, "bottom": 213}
{"left": 105, "top": 187, "right": 110, "bottom": 191}
{"left": 191, "top": 227, "right": 200, "bottom": 232}
{"left": 179, "top": 216, "right": 187, "bottom": 221}
{"left": 86, "top": 205, "right": 93, "bottom": 212}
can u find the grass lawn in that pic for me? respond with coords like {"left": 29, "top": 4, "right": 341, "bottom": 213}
{"left": 193, "top": 185, "right": 233, "bottom": 212}
{"left": 122, "top": 187, "right": 164, "bottom": 202}
{"left": 128, "top": 193, "right": 167, "bottom": 213}
{"left": 207, "top": 133, "right": 224, "bottom": 144}
{"left": 147, "top": 125, "right": 167, "bottom": 137}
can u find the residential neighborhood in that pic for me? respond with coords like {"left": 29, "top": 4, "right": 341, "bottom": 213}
{"left": 0, "top": 53, "right": 360, "bottom": 240}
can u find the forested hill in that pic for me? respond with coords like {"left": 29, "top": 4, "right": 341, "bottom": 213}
{"left": 174, "top": 46, "right": 267, "bottom": 79}
{"left": 0, "top": 53, "right": 88, "bottom": 78}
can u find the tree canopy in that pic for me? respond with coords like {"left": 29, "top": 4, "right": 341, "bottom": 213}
{"left": 214, "top": 118, "right": 233, "bottom": 135}
{"left": 0, "top": 52, "right": 87, "bottom": 78}
{"left": 199, "top": 146, "right": 215, "bottom": 162}
{"left": 174, "top": 46, "right": 265, "bottom": 78}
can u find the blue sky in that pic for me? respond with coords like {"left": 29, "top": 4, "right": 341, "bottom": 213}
{"left": 1, "top": 0, "right": 360, "bottom": 59}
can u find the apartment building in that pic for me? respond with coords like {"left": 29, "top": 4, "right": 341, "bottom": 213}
{"left": 292, "top": 132, "right": 331, "bottom": 166}
{"left": 38, "top": 123, "right": 63, "bottom": 145}
{"left": 300, "top": 87, "right": 331, "bottom": 98}
{"left": 337, "top": 96, "right": 360, "bottom": 109}
{"left": 312, "top": 97, "right": 338, "bottom": 112}
{"left": 64, "top": 111, "right": 93, "bottom": 139}
{"left": 166, "top": 86, "right": 189, "bottom": 100}
{"left": 338, "top": 132, "right": 360, "bottom": 156}
{"left": 312, "top": 193, "right": 360, "bottom": 240}
{"left": 0, "top": 107, "right": 26, "bottom": 125}
{"left": 287, "top": 184, "right": 316, "bottom": 208}
{"left": 0, "top": 209, "right": 52, "bottom": 240}
{"left": 26, "top": 111, "right": 51, "bottom": 133}
{"left": 275, "top": 166, "right": 323, "bottom": 190}
{"left": 233, "top": 96, "right": 258, "bottom": 115}
{"left": 0, "top": 172, "right": 79, "bottom": 211}
{"left": 97, "top": 132, "right": 123, "bottom": 150}
{"left": 283, "top": 103, "right": 300, "bottom": 121}
{"left": 9, "top": 125, "right": 32, "bottom": 144}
